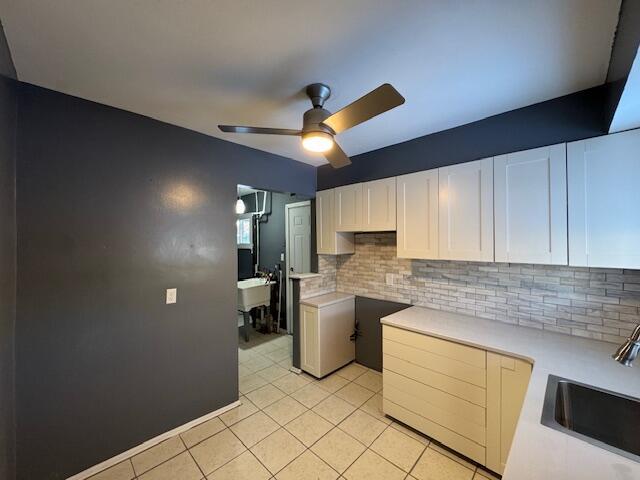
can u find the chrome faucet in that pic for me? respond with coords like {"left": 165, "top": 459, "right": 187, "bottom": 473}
{"left": 612, "top": 324, "right": 640, "bottom": 366}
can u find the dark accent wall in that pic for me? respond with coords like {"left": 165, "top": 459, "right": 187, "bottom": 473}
{"left": 15, "top": 83, "right": 314, "bottom": 479}
{"left": 317, "top": 84, "right": 610, "bottom": 189}
{"left": 354, "top": 297, "right": 409, "bottom": 371}
{"left": 607, "top": 0, "right": 640, "bottom": 83}
{"left": 0, "top": 19, "right": 17, "bottom": 480}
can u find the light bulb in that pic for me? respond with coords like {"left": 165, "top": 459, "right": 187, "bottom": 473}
{"left": 302, "top": 131, "right": 334, "bottom": 153}
{"left": 235, "top": 198, "right": 246, "bottom": 214}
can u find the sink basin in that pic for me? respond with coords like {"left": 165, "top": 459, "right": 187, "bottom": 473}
{"left": 541, "top": 375, "right": 640, "bottom": 463}
{"left": 237, "top": 278, "right": 275, "bottom": 312}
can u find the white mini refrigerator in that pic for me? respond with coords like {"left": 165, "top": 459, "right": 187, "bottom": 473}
{"left": 299, "top": 292, "right": 355, "bottom": 378}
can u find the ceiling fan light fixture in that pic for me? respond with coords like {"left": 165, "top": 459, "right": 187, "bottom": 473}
{"left": 302, "top": 131, "right": 334, "bottom": 153}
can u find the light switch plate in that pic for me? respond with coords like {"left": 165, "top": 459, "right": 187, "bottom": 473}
{"left": 166, "top": 288, "right": 177, "bottom": 304}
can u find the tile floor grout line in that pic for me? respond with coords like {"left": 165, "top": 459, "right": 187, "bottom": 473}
{"left": 179, "top": 434, "right": 208, "bottom": 480}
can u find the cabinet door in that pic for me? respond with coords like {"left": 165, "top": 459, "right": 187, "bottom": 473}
{"left": 300, "top": 305, "right": 320, "bottom": 377}
{"left": 494, "top": 144, "right": 567, "bottom": 264}
{"left": 335, "top": 184, "right": 363, "bottom": 231}
{"left": 568, "top": 129, "right": 640, "bottom": 268}
{"left": 439, "top": 158, "right": 494, "bottom": 261}
{"left": 316, "top": 189, "right": 335, "bottom": 254}
{"left": 316, "top": 189, "right": 355, "bottom": 255}
{"left": 396, "top": 170, "right": 439, "bottom": 259}
{"left": 362, "top": 178, "right": 396, "bottom": 231}
{"left": 486, "top": 352, "right": 531, "bottom": 475}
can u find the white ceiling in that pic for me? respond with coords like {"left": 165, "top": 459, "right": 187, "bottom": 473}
{"left": 610, "top": 47, "right": 640, "bottom": 133}
{"left": 0, "top": 0, "right": 621, "bottom": 166}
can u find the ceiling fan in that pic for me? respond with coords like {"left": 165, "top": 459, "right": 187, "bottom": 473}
{"left": 219, "top": 83, "right": 405, "bottom": 168}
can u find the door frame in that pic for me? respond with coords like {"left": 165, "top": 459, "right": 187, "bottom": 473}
{"left": 285, "top": 200, "right": 311, "bottom": 334}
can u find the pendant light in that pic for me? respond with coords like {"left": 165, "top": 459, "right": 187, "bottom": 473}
{"left": 236, "top": 186, "right": 246, "bottom": 214}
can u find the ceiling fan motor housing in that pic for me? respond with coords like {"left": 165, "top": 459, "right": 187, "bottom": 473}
{"left": 302, "top": 107, "right": 334, "bottom": 135}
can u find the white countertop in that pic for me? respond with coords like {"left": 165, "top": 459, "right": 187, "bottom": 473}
{"left": 381, "top": 306, "right": 640, "bottom": 480}
{"left": 300, "top": 292, "right": 355, "bottom": 308}
{"left": 288, "top": 272, "right": 322, "bottom": 280}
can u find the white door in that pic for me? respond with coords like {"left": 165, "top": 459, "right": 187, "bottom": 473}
{"left": 397, "top": 169, "right": 439, "bottom": 259}
{"left": 362, "top": 178, "right": 396, "bottom": 231}
{"left": 439, "top": 158, "right": 494, "bottom": 261}
{"left": 287, "top": 203, "right": 311, "bottom": 274}
{"left": 286, "top": 202, "right": 311, "bottom": 334}
{"left": 335, "top": 183, "right": 363, "bottom": 231}
{"left": 568, "top": 129, "right": 640, "bottom": 268}
{"left": 494, "top": 144, "right": 567, "bottom": 265}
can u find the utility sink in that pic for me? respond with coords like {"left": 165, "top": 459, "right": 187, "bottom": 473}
{"left": 541, "top": 375, "right": 640, "bottom": 463}
{"left": 237, "top": 278, "right": 275, "bottom": 312}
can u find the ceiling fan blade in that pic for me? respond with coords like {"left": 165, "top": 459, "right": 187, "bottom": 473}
{"left": 324, "top": 142, "right": 351, "bottom": 168}
{"left": 321, "top": 84, "right": 405, "bottom": 134}
{"left": 218, "top": 125, "right": 301, "bottom": 136}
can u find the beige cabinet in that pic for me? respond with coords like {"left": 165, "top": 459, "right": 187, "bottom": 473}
{"left": 486, "top": 352, "right": 532, "bottom": 475}
{"left": 335, "top": 183, "right": 363, "bottom": 232}
{"left": 396, "top": 169, "right": 439, "bottom": 259}
{"left": 568, "top": 128, "right": 640, "bottom": 268}
{"left": 382, "top": 326, "right": 531, "bottom": 474}
{"left": 494, "top": 144, "right": 567, "bottom": 265}
{"left": 300, "top": 304, "right": 319, "bottom": 376}
{"left": 316, "top": 189, "right": 354, "bottom": 255}
{"left": 300, "top": 293, "right": 355, "bottom": 378}
{"left": 362, "top": 177, "right": 396, "bottom": 231}
{"left": 438, "top": 158, "right": 494, "bottom": 261}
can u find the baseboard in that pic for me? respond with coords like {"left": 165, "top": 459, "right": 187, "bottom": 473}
{"left": 289, "top": 366, "right": 302, "bottom": 374}
{"left": 67, "top": 400, "right": 241, "bottom": 480}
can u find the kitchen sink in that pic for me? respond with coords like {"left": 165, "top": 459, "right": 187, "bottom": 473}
{"left": 541, "top": 375, "right": 640, "bottom": 463}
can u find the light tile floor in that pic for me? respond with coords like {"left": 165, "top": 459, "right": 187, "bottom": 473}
{"left": 90, "top": 330, "right": 499, "bottom": 480}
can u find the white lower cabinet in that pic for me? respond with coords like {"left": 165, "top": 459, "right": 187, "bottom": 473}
{"left": 568, "top": 128, "right": 640, "bottom": 268}
{"left": 300, "top": 294, "right": 355, "bottom": 378}
{"left": 438, "top": 158, "right": 494, "bottom": 261}
{"left": 494, "top": 144, "right": 567, "bottom": 265}
{"left": 486, "top": 352, "right": 532, "bottom": 474}
{"left": 382, "top": 325, "right": 531, "bottom": 475}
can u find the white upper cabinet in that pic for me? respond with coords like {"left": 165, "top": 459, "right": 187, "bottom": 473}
{"left": 439, "top": 158, "right": 494, "bottom": 261}
{"left": 335, "top": 183, "right": 363, "bottom": 232}
{"left": 568, "top": 129, "right": 640, "bottom": 268}
{"left": 396, "top": 169, "right": 439, "bottom": 259}
{"left": 316, "top": 189, "right": 354, "bottom": 255}
{"left": 362, "top": 177, "right": 396, "bottom": 231}
{"left": 494, "top": 144, "right": 567, "bottom": 265}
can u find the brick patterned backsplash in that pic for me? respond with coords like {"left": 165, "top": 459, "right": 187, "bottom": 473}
{"left": 301, "top": 232, "right": 640, "bottom": 344}
{"left": 299, "top": 255, "right": 337, "bottom": 299}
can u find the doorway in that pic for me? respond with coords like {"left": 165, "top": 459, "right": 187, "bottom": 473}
{"left": 285, "top": 201, "right": 311, "bottom": 334}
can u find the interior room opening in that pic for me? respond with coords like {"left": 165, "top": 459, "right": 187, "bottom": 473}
{"left": 236, "top": 184, "right": 311, "bottom": 372}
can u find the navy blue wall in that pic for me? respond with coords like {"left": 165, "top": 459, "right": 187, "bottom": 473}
{"left": 15, "top": 83, "right": 314, "bottom": 479}
{"left": 317, "top": 84, "right": 610, "bottom": 189}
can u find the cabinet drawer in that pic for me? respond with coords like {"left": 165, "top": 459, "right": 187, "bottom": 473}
{"left": 383, "top": 338, "right": 486, "bottom": 388}
{"left": 383, "top": 398, "right": 486, "bottom": 464}
{"left": 384, "top": 371, "right": 486, "bottom": 445}
{"left": 383, "top": 326, "right": 486, "bottom": 368}
{"left": 383, "top": 354, "right": 486, "bottom": 407}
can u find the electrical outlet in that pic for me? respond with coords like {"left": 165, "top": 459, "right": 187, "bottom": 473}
{"left": 386, "top": 273, "right": 394, "bottom": 286}
{"left": 166, "top": 288, "right": 177, "bottom": 304}
{"left": 280, "top": 252, "right": 285, "bottom": 261}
